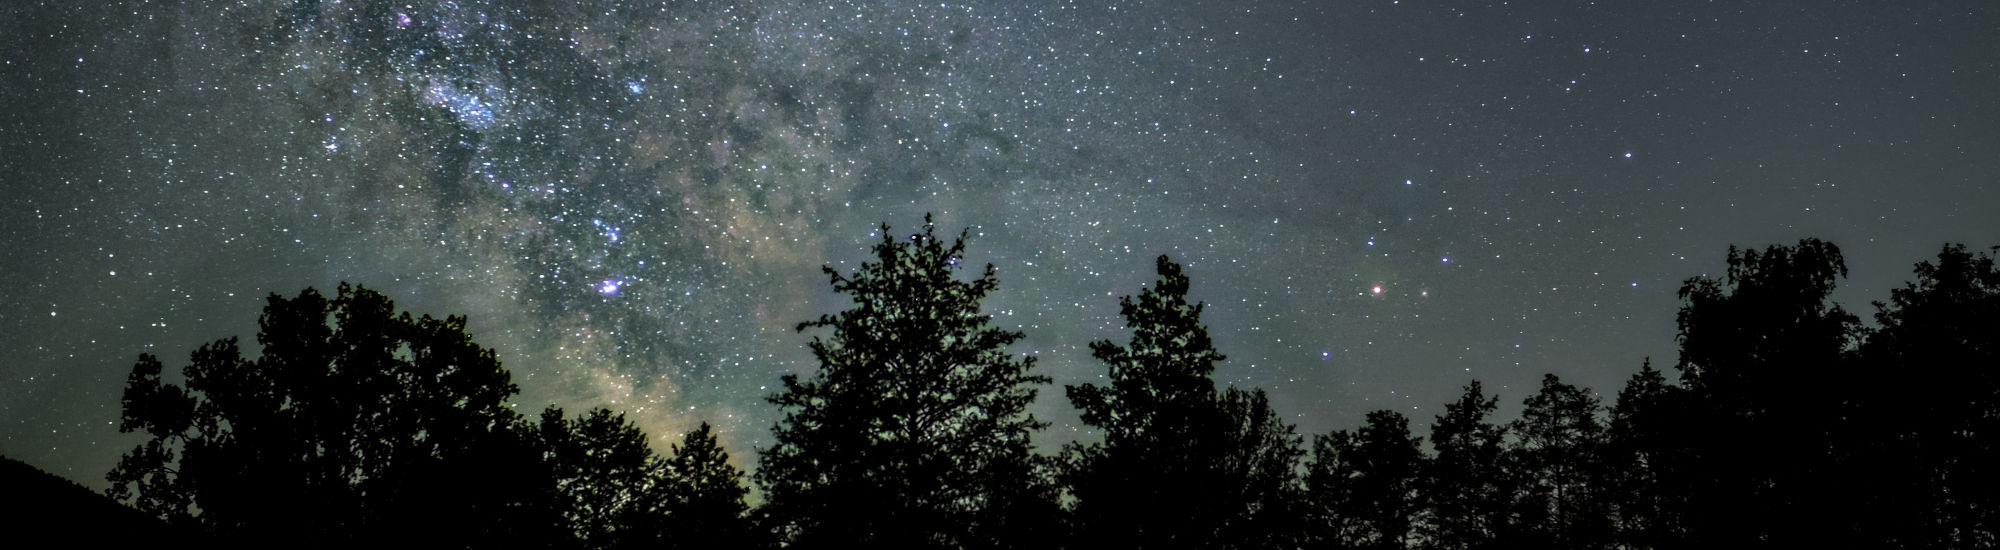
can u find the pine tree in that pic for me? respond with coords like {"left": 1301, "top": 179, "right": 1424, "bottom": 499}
{"left": 1422, "top": 381, "right": 1511, "bottom": 550}
{"left": 1216, "top": 386, "right": 1310, "bottom": 549}
{"left": 632, "top": 422, "right": 754, "bottom": 550}
{"left": 537, "top": 407, "right": 661, "bottom": 550}
{"left": 1063, "top": 255, "right": 1304, "bottom": 550}
{"left": 1307, "top": 410, "right": 1424, "bottom": 550}
{"left": 1509, "top": 374, "right": 1611, "bottom": 550}
{"left": 756, "top": 216, "right": 1052, "bottom": 549}
{"left": 1604, "top": 361, "right": 1692, "bottom": 550}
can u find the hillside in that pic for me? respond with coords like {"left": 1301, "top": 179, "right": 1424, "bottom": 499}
{"left": 0, "top": 455, "right": 179, "bottom": 543}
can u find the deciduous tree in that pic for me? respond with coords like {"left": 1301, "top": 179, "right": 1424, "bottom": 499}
{"left": 107, "top": 284, "right": 557, "bottom": 548}
{"left": 1675, "top": 239, "right": 1858, "bottom": 548}
{"left": 1854, "top": 244, "right": 2000, "bottom": 548}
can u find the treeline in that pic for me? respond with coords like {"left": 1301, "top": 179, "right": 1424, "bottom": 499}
{"left": 106, "top": 219, "right": 2000, "bottom": 550}
{"left": 106, "top": 282, "right": 748, "bottom": 549}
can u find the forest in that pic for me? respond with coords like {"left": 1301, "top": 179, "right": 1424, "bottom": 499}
{"left": 102, "top": 218, "right": 2000, "bottom": 550}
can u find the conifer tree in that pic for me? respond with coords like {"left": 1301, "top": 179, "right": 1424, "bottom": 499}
{"left": 1422, "top": 381, "right": 1511, "bottom": 550}
{"left": 756, "top": 216, "right": 1053, "bottom": 549}
{"left": 1064, "top": 255, "right": 1303, "bottom": 550}
{"left": 1604, "top": 361, "right": 1692, "bottom": 550}
{"left": 1509, "top": 374, "right": 1611, "bottom": 550}
{"left": 1306, "top": 410, "right": 1425, "bottom": 550}
{"left": 622, "top": 422, "right": 755, "bottom": 550}
{"left": 537, "top": 407, "right": 660, "bottom": 550}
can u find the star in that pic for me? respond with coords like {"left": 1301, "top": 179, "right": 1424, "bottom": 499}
{"left": 0, "top": 0, "right": 1986, "bottom": 501}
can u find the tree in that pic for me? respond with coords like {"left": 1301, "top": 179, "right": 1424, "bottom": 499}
{"left": 538, "top": 410, "right": 755, "bottom": 550}
{"left": 1853, "top": 244, "right": 2000, "bottom": 548}
{"left": 756, "top": 216, "right": 1054, "bottom": 549}
{"left": 1677, "top": 239, "right": 1857, "bottom": 414}
{"left": 106, "top": 284, "right": 559, "bottom": 548}
{"left": 1508, "top": 374, "right": 1611, "bottom": 550}
{"left": 624, "top": 422, "right": 756, "bottom": 550}
{"left": 537, "top": 407, "right": 663, "bottom": 550}
{"left": 1063, "top": 255, "right": 1304, "bottom": 550}
{"left": 1215, "top": 386, "right": 1311, "bottom": 549}
{"left": 1603, "top": 361, "right": 1692, "bottom": 550}
{"left": 1307, "top": 410, "right": 1425, "bottom": 550}
{"left": 1674, "top": 239, "right": 1859, "bottom": 548}
{"left": 1421, "top": 381, "right": 1512, "bottom": 550}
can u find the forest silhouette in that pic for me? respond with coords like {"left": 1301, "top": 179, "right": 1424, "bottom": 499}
{"left": 99, "top": 216, "right": 2000, "bottom": 549}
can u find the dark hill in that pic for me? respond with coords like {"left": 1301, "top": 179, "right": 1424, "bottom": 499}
{"left": 0, "top": 455, "right": 182, "bottom": 544}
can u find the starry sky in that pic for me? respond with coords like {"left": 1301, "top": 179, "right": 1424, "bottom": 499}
{"left": 3, "top": 0, "right": 1996, "bottom": 485}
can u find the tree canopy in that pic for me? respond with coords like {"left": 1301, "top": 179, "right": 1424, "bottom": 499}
{"left": 1308, "top": 409, "right": 1425, "bottom": 550}
{"left": 108, "top": 284, "right": 555, "bottom": 548}
{"left": 96, "top": 228, "right": 2000, "bottom": 550}
{"left": 106, "top": 284, "right": 751, "bottom": 549}
{"left": 1063, "top": 255, "right": 1304, "bottom": 550}
{"left": 1422, "top": 381, "right": 1510, "bottom": 550}
{"left": 1673, "top": 238, "right": 1861, "bottom": 548}
{"left": 755, "top": 215, "right": 1054, "bottom": 549}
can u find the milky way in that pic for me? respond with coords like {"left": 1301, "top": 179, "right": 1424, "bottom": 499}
{"left": 4, "top": 0, "right": 1996, "bottom": 482}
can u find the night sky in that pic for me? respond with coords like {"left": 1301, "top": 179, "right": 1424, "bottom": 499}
{"left": 3, "top": 0, "right": 1996, "bottom": 486}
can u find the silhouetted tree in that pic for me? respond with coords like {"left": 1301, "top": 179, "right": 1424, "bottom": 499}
{"left": 1216, "top": 386, "right": 1311, "bottom": 549}
{"left": 537, "top": 407, "right": 662, "bottom": 550}
{"left": 106, "top": 234, "right": 2000, "bottom": 549}
{"left": 1603, "top": 361, "right": 1692, "bottom": 550}
{"left": 1853, "top": 244, "right": 2000, "bottom": 548}
{"left": 1307, "top": 410, "right": 1424, "bottom": 550}
{"left": 1674, "top": 239, "right": 1859, "bottom": 548}
{"left": 756, "top": 216, "right": 1055, "bottom": 549}
{"left": 626, "top": 422, "right": 757, "bottom": 550}
{"left": 1421, "top": 381, "right": 1512, "bottom": 550}
{"left": 106, "top": 284, "right": 559, "bottom": 549}
{"left": 1508, "top": 374, "right": 1611, "bottom": 550}
{"left": 1063, "top": 255, "right": 1304, "bottom": 550}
